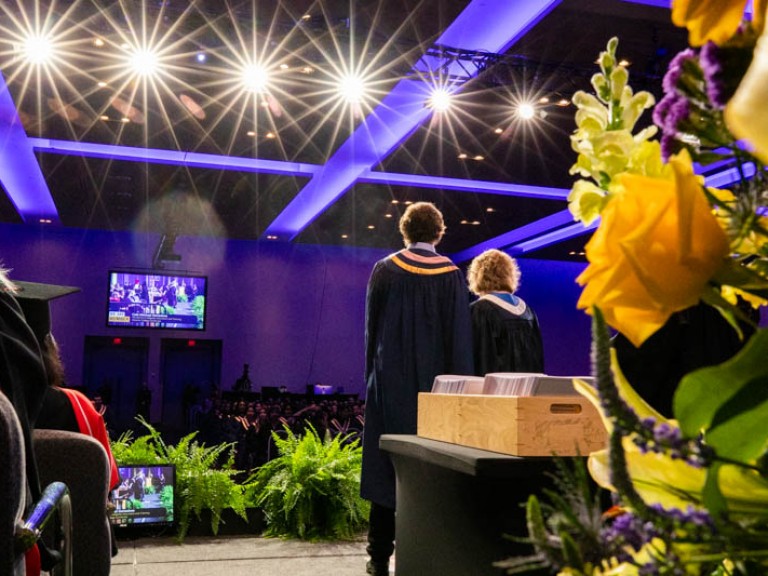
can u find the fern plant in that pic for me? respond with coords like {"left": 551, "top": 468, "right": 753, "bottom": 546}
{"left": 111, "top": 416, "right": 255, "bottom": 540}
{"left": 250, "top": 424, "right": 369, "bottom": 541}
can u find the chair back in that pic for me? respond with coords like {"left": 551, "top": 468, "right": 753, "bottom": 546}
{"left": 34, "top": 430, "right": 111, "bottom": 576}
{"left": 0, "top": 390, "right": 26, "bottom": 575}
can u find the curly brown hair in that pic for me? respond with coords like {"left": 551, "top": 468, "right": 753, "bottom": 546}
{"left": 398, "top": 202, "right": 446, "bottom": 246}
{"left": 467, "top": 249, "right": 520, "bottom": 295}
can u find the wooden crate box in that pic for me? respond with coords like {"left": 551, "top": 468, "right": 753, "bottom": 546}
{"left": 417, "top": 392, "right": 607, "bottom": 457}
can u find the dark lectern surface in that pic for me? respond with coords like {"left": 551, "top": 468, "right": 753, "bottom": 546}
{"left": 380, "top": 434, "right": 553, "bottom": 576}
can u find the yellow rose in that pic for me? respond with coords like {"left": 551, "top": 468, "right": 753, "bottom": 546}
{"left": 576, "top": 151, "right": 730, "bottom": 347}
{"left": 726, "top": 19, "right": 768, "bottom": 164}
{"left": 671, "top": 0, "right": 765, "bottom": 46}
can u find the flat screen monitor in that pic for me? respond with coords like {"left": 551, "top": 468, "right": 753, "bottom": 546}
{"left": 110, "top": 464, "right": 175, "bottom": 529}
{"left": 107, "top": 270, "right": 207, "bottom": 330}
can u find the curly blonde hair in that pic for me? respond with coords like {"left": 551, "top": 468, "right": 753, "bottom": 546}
{"left": 467, "top": 249, "right": 520, "bottom": 295}
{"left": 398, "top": 202, "right": 446, "bottom": 246}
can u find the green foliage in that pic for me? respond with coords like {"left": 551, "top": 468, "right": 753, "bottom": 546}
{"left": 110, "top": 416, "right": 255, "bottom": 540}
{"left": 250, "top": 424, "right": 369, "bottom": 541}
{"left": 496, "top": 458, "right": 607, "bottom": 575}
{"left": 160, "top": 485, "right": 174, "bottom": 520}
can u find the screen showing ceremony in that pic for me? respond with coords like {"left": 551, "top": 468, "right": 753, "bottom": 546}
{"left": 107, "top": 271, "right": 207, "bottom": 330}
{"left": 110, "top": 464, "right": 175, "bottom": 528}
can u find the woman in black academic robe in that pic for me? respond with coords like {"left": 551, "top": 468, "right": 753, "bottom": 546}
{"left": 467, "top": 249, "right": 544, "bottom": 375}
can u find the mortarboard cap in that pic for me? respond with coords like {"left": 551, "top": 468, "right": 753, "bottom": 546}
{"left": 13, "top": 281, "right": 80, "bottom": 343}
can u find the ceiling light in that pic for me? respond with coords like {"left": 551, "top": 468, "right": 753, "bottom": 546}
{"left": 100, "top": 115, "right": 110, "bottom": 121}
{"left": 472, "top": 220, "right": 480, "bottom": 225}
{"left": 265, "top": 132, "right": 276, "bottom": 139}
{"left": 266, "top": 235, "right": 278, "bottom": 240}
{"left": 390, "top": 200, "right": 399, "bottom": 204}
{"left": 493, "top": 127, "right": 503, "bottom": 134}
{"left": 458, "top": 153, "right": 467, "bottom": 159}
{"left": 93, "top": 38, "right": 104, "bottom": 47}
{"left": 341, "top": 234, "right": 349, "bottom": 239}
{"left": 302, "top": 14, "right": 312, "bottom": 20}
{"left": 97, "top": 81, "right": 107, "bottom": 88}
{"left": 428, "top": 88, "right": 452, "bottom": 112}
{"left": 178, "top": 94, "right": 206, "bottom": 120}
{"left": 20, "top": 33, "right": 55, "bottom": 65}
{"left": 121, "top": 117, "right": 130, "bottom": 123}
{"left": 385, "top": 213, "right": 393, "bottom": 218}
{"left": 247, "top": 130, "right": 256, "bottom": 137}
{"left": 367, "top": 225, "right": 375, "bottom": 229}
{"left": 338, "top": 74, "right": 367, "bottom": 103}
{"left": 301, "top": 66, "right": 313, "bottom": 74}
{"left": 618, "top": 59, "right": 630, "bottom": 67}
{"left": 404, "top": 201, "right": 413, "bottom": 205}
{"left": 556, "top": 98, "right": 570, "bottom": 107}
{"left": 473, "top": 155, "right": 484, "bottom": 161}
{"left": 517, "top": 103, "right": 535, "bottom": 120}
{"left": 460, "top": 220, "right": 468, "bottom": 224}
{"left": 128, "top": 47, "right": 161, "bottom": 77}
{"left": 486, "top": 207, "right": 495, "bottom": 213}
{"left": 538, "top": 96, "right": 550, "bottom": 104}
{"left": 241, "top": 63, "right": 270, "bottom": 93}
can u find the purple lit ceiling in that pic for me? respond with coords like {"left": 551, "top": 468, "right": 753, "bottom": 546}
{"left": 0, "top": 0, "right": 694, "bottom": 262}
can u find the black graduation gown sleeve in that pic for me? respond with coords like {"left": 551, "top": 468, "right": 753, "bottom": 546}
{"left": 471, "top": 298, "right": 544, "bottom": 376}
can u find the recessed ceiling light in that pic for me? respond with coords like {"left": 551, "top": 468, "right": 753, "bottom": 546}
{"left": 391, "top": 200, "right": 399, "bottom": 204}
{"left": 97, "top": 81, "right": 107, "bottom": 87}
{"left": 301, "top": 66, "right": 313, "bottom": 74}
{"left": 367, "top": 225, "right": 375, "bottom": 229}
{"left": 473, "top": 155, "right": 484, "bottom": 161}
{"left": 618, "top": 59, "right": 630, "bottom": 67}
{"left": 267, "top": 235, "right": 278, "bottom": 240}
{"left": 121, "top": 117, "right": 130, "bottom": 123}
{"left": 569, "top": 251, "right": 576, "bottom": 255}
{"left": 404, "top": 201, "right": 413, "bottom": 205}
{"left": 385, "top": 213, "right": 393, "bottom": 218}
{"left": 247, "top": 130, "right": 256, "bottom": 137}
{"left": 100, "top": 115, "right": 109, "bottom": 121}
{"left": 458, "top": 153, "right": 467, "bottom": 159}
{"left": 341, "top": 234, "right": 349, "bottom": 239}
{"left": 279, "top": 63, "right": 289, "bottom": 70}
{"left": 486, "top": 207, "right": 495, "bottom": 213}
{"left": 460, "top": 220, "right": 468, "bottom": 225}
{"left": 302, "top": 14, "right": 311, "bottom": 20}
{"left": 39, "top": 218, "right": 52, "bottom": 224}
{"left": 556, "top": 98, "right": 570, "bottom": 107}
{"left": 265, "top": 132, "right": 275, "bottom": 139}
{"left": 93, "top": 38, "right": 104, "bottom": 47}
{"left": 471, "top": 220, "right": 480, "bottom": 225}
{"left": 538, "top": 96, "right": 550, "bottom": 104}
{"left": 493, "top": 127, "right": 503, "bottom": 134}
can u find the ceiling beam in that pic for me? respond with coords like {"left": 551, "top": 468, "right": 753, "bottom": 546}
{"left": 0, "top": 72, "right": 60, "bottom": 224}
{"left": 260, "top": 0, "right": 563, "bottom": 241}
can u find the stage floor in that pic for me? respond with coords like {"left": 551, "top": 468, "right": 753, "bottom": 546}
{"left": 112, "top": 534, "right": 389, "bottom": 576}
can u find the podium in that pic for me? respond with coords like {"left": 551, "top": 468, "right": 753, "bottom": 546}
{"left": 379, "top": 435, "right": 554, "bottom": 576}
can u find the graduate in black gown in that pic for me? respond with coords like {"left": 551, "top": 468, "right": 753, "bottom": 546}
{"left": 360, "top": 202, "right": 473, "bottom": 576}
{"left": 467, "top": 249, "right": 544, "bottom": 375}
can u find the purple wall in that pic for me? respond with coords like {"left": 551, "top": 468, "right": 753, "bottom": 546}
{"left": 0, "top": 222, "right": 591, "bottom": 418}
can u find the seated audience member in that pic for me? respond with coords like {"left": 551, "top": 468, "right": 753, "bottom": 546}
{"left": 466, "top": 249, "right": 545, "bottom": 375}
{"left": 15, "top": 280, "right": 120, "bottom": 557}
{"left": 0, "top": 275, "right": 68, "bottom": 573}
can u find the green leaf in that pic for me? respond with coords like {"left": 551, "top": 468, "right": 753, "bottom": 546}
{"left": 702, "top": 461, "right": 727, "bottom": 518}
{"left": 674, "top": 328, "right": 768, "bottom": 462}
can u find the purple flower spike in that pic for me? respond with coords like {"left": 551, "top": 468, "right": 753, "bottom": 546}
{"left": 663, "top": 48, "right": 697, "bottom": 94}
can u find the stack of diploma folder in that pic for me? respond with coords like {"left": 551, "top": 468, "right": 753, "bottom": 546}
{"left": 419, "top": 373, "right": 606, "bottom": 456}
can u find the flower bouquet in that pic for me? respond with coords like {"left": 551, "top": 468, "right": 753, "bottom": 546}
{"left": 503, "top": 2, "right": 768, "bottom": 574}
